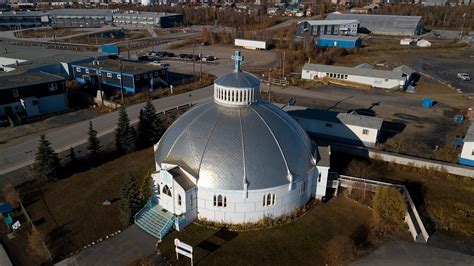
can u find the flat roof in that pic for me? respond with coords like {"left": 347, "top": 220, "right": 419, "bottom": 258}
{"left": 0, "top": 42, "right": 102, "bottom": 76}
{"left": 318, "top": 34, "right": 360, "bottom": 41}
{"left": 464, "top": 123, "right": 474, "bottom": 142}
{"left": 303, "top": 63, "right": 405, "bottom": 81}
{"left": 288, "top": 108, "right": 384, "bottom": 129}
{"left": 74, "top": 59, "right": 165, "bottom": 75}
{"left": 326, "top": 13, "right": 422, "bottom": 35}
{"left": 301, "top": 19, "right": 359, "bottom": 26}
{"left": 0, "top": 71, "right": 64, "bottom": 90}
{"left": 317, "top": 145, "right": 330, "bottom": 167}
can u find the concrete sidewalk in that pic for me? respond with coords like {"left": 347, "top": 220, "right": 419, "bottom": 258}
{"left": 56, "top": 225, "right": 160, "bottom": 266}
{"left": 353, "top": 240, "right": 474, "bottom": 266}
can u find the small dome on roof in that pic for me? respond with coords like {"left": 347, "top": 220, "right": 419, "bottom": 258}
{"left": 214, "top": 72, "right": 260, "bottom": 89}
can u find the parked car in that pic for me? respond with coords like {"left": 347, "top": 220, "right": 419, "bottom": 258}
{"left": 148, "top": 60, "right": 161, "bottom": 66}
{"left": 457, "top": 73, "right": 471, "bottom": 81}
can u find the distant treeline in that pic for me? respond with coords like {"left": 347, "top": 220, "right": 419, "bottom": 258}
{"left": 379, "top": 5, "right": 473, "bottom": 30}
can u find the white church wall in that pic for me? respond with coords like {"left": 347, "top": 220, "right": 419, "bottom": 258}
{"left": 315, "top": 166, "right": 329, "bottom": 199}
{"left": 196, "top": 173, "right": 314, "bottom": 224}
{"left": 293, "top": 116, "right": 379, "bottom": 147}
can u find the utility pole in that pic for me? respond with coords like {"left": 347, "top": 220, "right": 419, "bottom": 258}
{"left": 119, "top": 58, "right": 124, "bottom": 104}
{"left": 98, "top": 67, "right": 104, "bottom": 106}
{"left": 268, "top": 68, "right": 272, "bottom": 101}
{"left": 192, "top": 40, "right": 195, "bottom": 75}
{"left": 200, "top": 47, "right": 203, "bottom": 83}
{"left": 282, "top": 51, "right": 285, "bottom": 80}
{"left": 460, "top": 13, "right": 467, "bottom": 40}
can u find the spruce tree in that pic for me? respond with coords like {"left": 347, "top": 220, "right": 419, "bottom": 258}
{"left": 119, "top": 173, "right": 142, "bottom": 226}
{"left": 68, "top": 147, "right": 78, "bottom": 170}
{"left": 136, "top": 100, "right": 164, "bottom": 149}
{"left": 33, "top": 134, "right": 60, "bottom": 182}
{"left": 87, "top": 121, "right": 102, "bottom": 164}
{"left": 115, "top": 106, "right": 136, "bottom": 154}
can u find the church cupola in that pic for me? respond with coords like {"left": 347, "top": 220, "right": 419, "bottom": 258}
{"left": 213, "top": 51, "right": 261, "bottom": 107}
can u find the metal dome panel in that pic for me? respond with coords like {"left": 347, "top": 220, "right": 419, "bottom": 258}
{"left": 214, "top": 72, "right": 260, "bottom": 89}
{"left": 155, "top": 100, "right": 314, "bottom": 191}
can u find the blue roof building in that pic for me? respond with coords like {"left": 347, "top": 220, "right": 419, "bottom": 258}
{"left": 316, "top": 35, "right": 362, "bottom": 48}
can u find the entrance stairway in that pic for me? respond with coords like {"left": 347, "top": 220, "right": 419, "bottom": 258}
{"left": 134, "top": 202, "right": 175, "bottom": 240}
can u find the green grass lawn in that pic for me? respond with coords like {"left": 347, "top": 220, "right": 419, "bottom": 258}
{"left": 21, "top": 148, "right": 155, "bottom": 260}
{"left": 159, "top": 196, "right": 375, "bottom": 266}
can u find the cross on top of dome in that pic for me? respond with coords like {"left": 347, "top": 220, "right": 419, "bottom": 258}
{"left": 232, "top": 51, "right": 244, "bottom": 73}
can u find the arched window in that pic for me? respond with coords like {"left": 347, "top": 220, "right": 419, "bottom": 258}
{"left": 157, "top": 184, "right": 160, "bottom": 195}
{"left": 223, "top": 196, "right": 227, "bottom": 207}
{"left": 162, "top": 185, "right": 171, "bottom": 197}
{"left": 178, "top": 194, "right": 182, "bottom": 206}
{"left": 272, "top": 193, "right": 275, "bottom": 205}
{"left": 266, "top": 193, "right": 272, "bottom": 206}
{"left": 217, "top": 194, "right": 223, "bottom": 207}
{"left": 263, "top": 195, "right": 266, "bottom": 206}
{"left": 318, "top": 173, "right": 322, "bottom": 182}
{"left": 213, "top": 195, "right": 217, "bottom": 206}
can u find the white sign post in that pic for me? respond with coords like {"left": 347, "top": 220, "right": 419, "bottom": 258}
{"left": 175, "top": 238, "right": 193, "bottom": 265}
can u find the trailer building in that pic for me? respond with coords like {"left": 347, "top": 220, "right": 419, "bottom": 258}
{"left": 316, "top": 35, "right": 362, "bottom": 48}
{"left": 301, "top": 63, "right": 414, "bottom": 89}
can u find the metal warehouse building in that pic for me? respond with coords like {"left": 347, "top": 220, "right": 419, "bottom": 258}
{"left": 326, "top": 13, "right": 423, "bottom": 36}
{"left": 296, "top": 19, "right": 359, "bottom": 37}
{"left": 316, "top": 35, "right": 362, "bottom": 48}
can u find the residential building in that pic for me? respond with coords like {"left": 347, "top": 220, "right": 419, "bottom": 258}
{"left": 288, "top": 108, "right": 384, "bottom": 147}
{"left": 72, "top": 59, "right": 168, "bottom": 94}
{"left": 0, "top": 72, "right": 67, "bottom": 119}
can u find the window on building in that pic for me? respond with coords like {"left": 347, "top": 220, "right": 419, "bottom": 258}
{"left": 85, "top": 69, "right": 89, "bottom": 74}
{"left": 213, "top": 195, "right": 217, "bottom": 206}
{"left": 162, "top": 185, "right": 171, "bottom": 197}
{"left": 224, "top": 196, "right": 227, "bottom": 207}
{"left": 117, "top": 74, "right": 121, "bottom": 80}
{"left": 178, "top": 194, "right": 182, "bottom": 206}
{"left": 385, "top": 79, "right": 389, "bottom": 82}
{"left": 157, "top": 184, "right": 160, "bottom": 195}
{"left": 154, "top": 71, "right": 159, "bottom": 77}
{"left": 32, "top": 100, "right": 38, "bottom": 106}
{"left": 325, "top": 123, "right": 332, "bottom": 128}
{"left": 344, "top": 75, "right": 348, "bottom": 79}
{"left": 12, "top": 89, "right": 19, "bottom": 98}
{"left": 135, "top": 75, "right": 140, "bottom": 81}
{"left": 266, "top": 193, "right": 271, "bottom": 206}
{"left": 472, "top": 150, "right": 474, "bottom": 156}
{"left": 318, "top": 173, "right": 322, "bottom": 182}
{"left": 190, "top": 194, "right": 193, "bottom": 207}
{"left": 217, "top": 194, "right": 223, "bottom": 207}
{"left": 301, "top": 181, "right": 307, "bottom": 195}
{"left": 362, "top": 129, "right": 369, "bottom": 135}
{"left": 272, "top": 193, "right": 275, "bottom": 205}
{"left": 76, "top": 67, "right": 81, "bottom": 73}
{"left": 106, "top": 73, "right": 112, "bottom": 78}
{"left": 262, "top": 195, "right": 266, "bottom": 206}
{"left": 48, "top": 83, "right": 58, "bottom": 92}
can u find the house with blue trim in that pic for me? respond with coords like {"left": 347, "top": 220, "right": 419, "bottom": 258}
{"left": 71, "top": 59, "right": 168, "bottom": 94}
{"left": 316, "top": 35, "right": 362, "bottom": 48}
{"left": 459, "top": 123, "right": 474, "bottom": 167}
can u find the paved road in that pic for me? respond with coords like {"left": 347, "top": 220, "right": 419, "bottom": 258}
{"left": 0, "top": 86, "right": 213, "bottom": 176}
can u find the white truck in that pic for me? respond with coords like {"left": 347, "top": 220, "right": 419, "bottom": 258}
{"left": 234, "top": 39, "right": 267, "bottom": 50}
